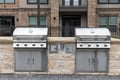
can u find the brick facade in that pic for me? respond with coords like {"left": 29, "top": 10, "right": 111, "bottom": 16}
{"left": 88, "top": 0, "right": 97, "bottom": 27}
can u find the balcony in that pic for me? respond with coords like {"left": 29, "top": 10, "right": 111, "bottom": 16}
{"left": 0, "top": 25, "right": 15, "bottom": 36}
{"left": 59, "top": 0, "right": 88, "bottom": 12}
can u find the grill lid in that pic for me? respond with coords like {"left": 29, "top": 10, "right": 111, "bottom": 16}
{"left": 75, "top": 28, "right": 111, "bottom": 36}
{"left": 13, "top": 27, "right": 48, "bottom": 36}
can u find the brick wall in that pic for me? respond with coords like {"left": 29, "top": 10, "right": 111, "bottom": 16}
{"left": 50, "top": 0, "right": 59, "bottom": 37}
{"left": 88, "top": 0, "right": 97, "bottom": 27}
{"left": 0, "top": 0, "right": 19, "bottom": 9}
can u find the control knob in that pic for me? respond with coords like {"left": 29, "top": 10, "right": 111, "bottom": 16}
{"left": 104, "top": 44, "right": 107, "bottom": 47}
{"left": 80, "top": 45, "right": 83, "bottom": 47}
{"left": 96, "top": 45, "right": 99, "bottom": 47}
{"left": 32, "top": 44, "right": 35, "bottom": 46}
{"left": 40, "top": 44, "right": 43, "bottom": 47}
{"left": 88, "top": 45, "right": 91, "bottom": 47}
{"left": 16, "top": 44, "right": 19, "bottom": 46}
{"left": 24, "top": 44, "right": 27, "bottom": 46}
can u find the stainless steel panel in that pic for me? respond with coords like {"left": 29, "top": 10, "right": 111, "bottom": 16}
{"left": 13, "top": 43, "right": 47, "bottom": 48}
{"left": 75, "top": 28, "right": 111, "bottom": 36}
{"left": 14, "top": 49, "right": 31, "bottom": 71}
{"left": 31, "top": 49, "right": 42, "bottom": 71}
{"left": 13, "top": 28, "right": 48, "bottom": 36}
{"left": 96, "top": 49, "right": 108, "bottom": 72}
{"left": 76, "top": 43, "right": 110, "bottom": 48}
{"left": 76, "top": 49, "right": 94, "bottom": 72}
{"left": 41, "top": 50, "right": 48, "bottom": 71}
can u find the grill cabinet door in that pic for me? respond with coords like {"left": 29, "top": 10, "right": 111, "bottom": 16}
{"left": 14, "top": 49, "right": 31, "bottom": 71}
{"left": 76, "top": 49, "right": 94, "bottom": 72}
{"left": 31, "top": 49, "right": 42, "bottom": 71}
{"left": 96, "top": 49, "right": 108, "bottom": 72}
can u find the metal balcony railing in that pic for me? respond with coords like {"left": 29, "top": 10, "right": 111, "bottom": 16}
{"left": 0, "top": 25, "right": 15, "bottom": 36}
{"left": 0, "top": 26, "right": 120, "bottom": 39}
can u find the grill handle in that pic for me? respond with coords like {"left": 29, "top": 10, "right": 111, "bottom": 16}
{"left": 27, "top": 58, "right": 29, "bottom": 64}
{"left": 88, "top": 59, "right": 90, "bottom": 65}
{"left": 92, "top": 58, "right": 95, "bottom": 65}
{"left": 32, "top": 58, "right": 34, "bottom": 64}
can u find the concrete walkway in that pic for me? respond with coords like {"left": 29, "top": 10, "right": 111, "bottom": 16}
{"left": 0, "top": 74, "right": 120, "bottom": 80}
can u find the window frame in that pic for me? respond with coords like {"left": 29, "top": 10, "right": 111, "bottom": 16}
{"left": 29, "top": 16, "right": 47, "bottom": 27}
{"left": 98, "top": 0, "right": 120, "bottom": 4}
{"left": 27, "top": 0, "right": 48, "bottom": 4}
{"left": 0, "top": 0, "right": 15, "bottom": 4}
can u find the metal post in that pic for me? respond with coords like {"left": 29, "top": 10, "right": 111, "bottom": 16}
{"left": 37, "top": 0, "right": 40, "bottom": 26}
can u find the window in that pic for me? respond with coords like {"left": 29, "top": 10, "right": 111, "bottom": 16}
{"left": 27, "top": 0, "right": 48, "bottom": 4}
{"left": 63, "top": 0, "right": 80, "bottom": 6}
{"left": 99, "top": 16, "right": 117, "bottom": 32}
{"left": 29, "top": 16, "right": 46, "bottom": 26}
{"left": 29, "top": 16, "right": 37, "bottom": 26}
{"left": 0, "top": 0, "right": 4, "bottom": 3}
{"left": 0, "top": 0, "right": 14, "bottom": 3}
{"left": 40, "top": 16, "right": 46, "bottom": 25}
{"left": 98, "top": 0, "right": 119, "bottom": 3}
{"left": 28, "top": 0, "right": 37, "bottom": 4}
{"left": 74, "top": 0, "right": 79, "bottom": 6}
{"left": 5, "top": 0, "right": 14, "bottom": 3}
{"left": 109, "top": 0, "right": 119, "bottom": 3}
{"left": 65, "top": 0, "right": 70, "bottom": 6}
{"left": 98, "top": 0, "right": 108, "bottom": 3}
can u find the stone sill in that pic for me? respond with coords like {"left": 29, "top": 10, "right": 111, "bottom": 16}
{"left": 0, "top": 37, "right": 120, "bottom": 44}
{"left": 0, "top": 37, "right": 13, "bottom": 44}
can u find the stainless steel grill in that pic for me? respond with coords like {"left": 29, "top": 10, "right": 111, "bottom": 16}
{"left": 13, "top": 28, "right": 48, "bottom": 48}
{"left": 75, "top": 28, "right": 111, "bottom": 72}
{"left": 75, "top": 28, "right": 111, "bottom": 49}
{"left": 13, "top": 27, "right": 48, "bottom": 72}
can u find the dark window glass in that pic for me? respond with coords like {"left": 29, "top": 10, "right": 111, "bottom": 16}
{"left": 29, "top": 16, "right": 37, "bottom": 26}
{"left": 99, "top": 16, "right": 117, "bottom": 32}
{"left": 99, "top": 0, "right": 108, "bottom": 3}
{"left": 28, "top": 0, "right": 48, "bottom": 4}
{"left": 0, "top": 0, "right": 14, "bottom": 3}
{"left": 5, "top": 0, "right": 14, "bottom": 3}
{"left": 0, "top": 0, "right": 4, "bottom": 3}
{"left": 28, "top": 0, "right": 37, "bottom": 3}
{"left": 40, "top": 0, "right": 47, "bottom": 3}
{"left": 98, "top": 0, "right": 119, "bottom": 3}
{"left": 29, "top": 16, "right": 46, "bottom": 26}
{"left": 109, "top": 0, "right": 119, "bottom": 3}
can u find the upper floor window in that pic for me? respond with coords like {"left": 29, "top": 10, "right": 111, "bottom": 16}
{"left": 98, "top": 0, "right": 119, "bottom": 3}
{"left": 65, "top": 0, "right": 70, "bottom": 6}
{"left": 0, "top": 0, "right": 14, "bottom": 3}
{"left": 27, "top": 0, "right": 48, "bottom": 4}
{"left": 74, "top": 0, "right": 79, "bottom": 6}
{"left": 29, "top": 16, "right": 46, "bottom": 26}
{"left": 63, "top": 0, "right": 81, "bottom": 6}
